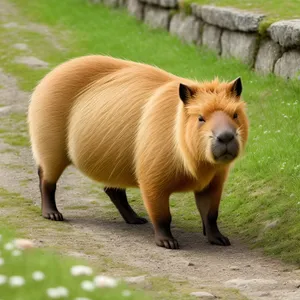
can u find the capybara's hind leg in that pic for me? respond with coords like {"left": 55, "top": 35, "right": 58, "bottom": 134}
{"left": 140, "top": 186, "right": 179, "bottom": 249}
{"left": 38, "top": 167, "right": 63, "bottom": 221}
{"left": 104, "top": 187, "right": 148, "bottom": 224}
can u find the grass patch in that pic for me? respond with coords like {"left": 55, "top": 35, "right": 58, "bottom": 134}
{"left": 63, "top": 186, "right": 73, "bottom": 191}
{"left": 0, "top": 187, "right": 40, "bottom": 214}
{"left": 6, "top": 0, "right": 300, "bottom": 265}
{"left": 19, "top": 178, "right": 32, "bottom": 187}
{"left": 0, "top": 148, "right": 20, "bottom": 155}
{"left": 1, "top": 163, "right": 25, "bottom": 170}
{"left": 0, "top": 229, "right": 148, "bottom": 300}
{"left": 1, "top": 134, "right": 29, "bottom": 147}
{"left": 0, "top": 113, "right": 30, "bottom": 147}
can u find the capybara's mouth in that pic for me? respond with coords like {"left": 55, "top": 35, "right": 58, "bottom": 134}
{"left": 212, "top": 139, "right": 239, "bottom": 163}
{"left": 215, "top": 152, "right": 236, "bottom": 163}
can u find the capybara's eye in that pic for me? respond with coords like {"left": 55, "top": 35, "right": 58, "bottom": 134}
{"left": 198, "top": 115, "right": 205, "bottom": 122}
{"left": 233, "top": 113, "right": 238, "bottom": 119}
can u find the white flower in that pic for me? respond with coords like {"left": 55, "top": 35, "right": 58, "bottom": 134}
{"left": 12, "top": 250, "right": 22, "bottom": 257}
{"left": 4, "top": 242, "right": 14, "bottom": 251}
{"left": 275, "top": 130, "right": 281, "bottom": 133}
{"left": 122, "top": 290, "right": 132, "bottom": 297}
{"left": 0, "top": 275, "right": 7, "bottom": 285}
{"left": 94, "top": 275, "right": 118, "bottom": 288}
{"left": 32, "top": 271, "right": 45, "bottom": 281}
{"left": 9, "top": 276, "right": 25, "bottom": 287}
{"left": 280, "top": 162, "right": 286, "bottom": 170}
{"left": 47, "top": 286, "right": 69, "bottom": 298}
{"left": 71, "top": 265, "right": 93, "bottom": 276}
{"left": 0, "top": 258, "right": 4, "bottom": 266}
{"left": 81, "top": 280, "right": 95, "bottom": 292}
{"left": 14, "top": 239, "right": 34, "bottom": 249}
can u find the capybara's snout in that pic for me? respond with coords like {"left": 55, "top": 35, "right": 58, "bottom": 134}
{"left": 211, "top": 128, "right": 239, "bottom": 163}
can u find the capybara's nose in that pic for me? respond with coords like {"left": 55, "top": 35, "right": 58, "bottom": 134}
{"left": 216, "top": 131, "right": 235, "bottom": 144}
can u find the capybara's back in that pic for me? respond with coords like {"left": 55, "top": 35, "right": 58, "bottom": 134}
{"left": 28, "top": 55, "right": 249, "bottom": 249}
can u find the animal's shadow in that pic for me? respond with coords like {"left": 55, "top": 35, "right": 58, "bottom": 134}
{"left": 64, "top": 214, "right": 238, "bottom": 255}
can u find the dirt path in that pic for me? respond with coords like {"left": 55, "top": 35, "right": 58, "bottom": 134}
{"left": 0, "top": 1, "right": 300, "bottom": 299}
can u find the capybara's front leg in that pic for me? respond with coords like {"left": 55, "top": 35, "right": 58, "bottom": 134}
{"left": 140, "top": 187, "right": 179, "bottom": 249}
{"left": 194, "top": 171, "right": 230, "bottom": 246}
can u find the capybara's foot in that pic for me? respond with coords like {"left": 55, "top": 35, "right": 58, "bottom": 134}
{"left": 125, "top": 216, "right": 148, "bottom": 224}
{"left": 42, "top": 209, "right": 64, "bottom": 221}
{"left": 208, "top": 232, "right": 231, "bottom": 246}
{"left": 155, "top": 235, "right": 179, "bottom": 249}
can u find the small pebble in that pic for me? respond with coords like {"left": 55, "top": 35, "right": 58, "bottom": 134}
{"left": 3, "top": 22, "right": 18, "bottom": 28}
{"left": 124, "top": 275, "right": 146, "bottom": 283}
{"left": 14, "top": 239, "right": 34, "bottom": 249}
{"left": 14, "top": 56, "right": 48, "bottom": 69}
{"left": 190, "top": 291, "right": 215, "bottom": 299}
{"left": 258, "top": 292, "right": 271, "bottom": 297}
{"left": 13, "top": 43, "right": 28, "bottom": 51}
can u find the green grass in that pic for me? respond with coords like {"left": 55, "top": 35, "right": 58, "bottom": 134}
{"left": 0, "top": 113, "right": 30, "bottom": 147}
{"left": 4, "top": 0, "right": 300, "bottom": 265}
{"left": 182, "top": 0, "right": 300, "bottom": 23}
{"left": 0, "top": 229, "right": 148, "bottom": 300}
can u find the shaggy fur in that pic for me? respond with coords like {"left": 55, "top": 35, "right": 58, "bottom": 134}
{"left": 28, "top": 55, "right": 249, "bottom": 249}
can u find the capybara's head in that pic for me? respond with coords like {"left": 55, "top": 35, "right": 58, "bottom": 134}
{"left": 179, "top": 77, "right": 249, "bottom": 165}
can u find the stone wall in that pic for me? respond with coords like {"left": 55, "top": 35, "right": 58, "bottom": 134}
{"left": 89, "top": 0, "right": 300, "bottom": 80}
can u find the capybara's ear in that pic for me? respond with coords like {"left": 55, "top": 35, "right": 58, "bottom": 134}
{"left": 179, "top": 83, "right": 196, "bottom": 104}
{"left": 228, "top": 77, "right": 242, "bottom": 98}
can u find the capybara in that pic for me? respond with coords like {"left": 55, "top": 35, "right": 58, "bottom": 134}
{"left": 28, "top": 55, "right": 249, "bottom": 249}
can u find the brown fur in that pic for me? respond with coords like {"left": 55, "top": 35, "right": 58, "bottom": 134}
{"left": 28, "top": 55, "right": 249, "bottom": 249}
